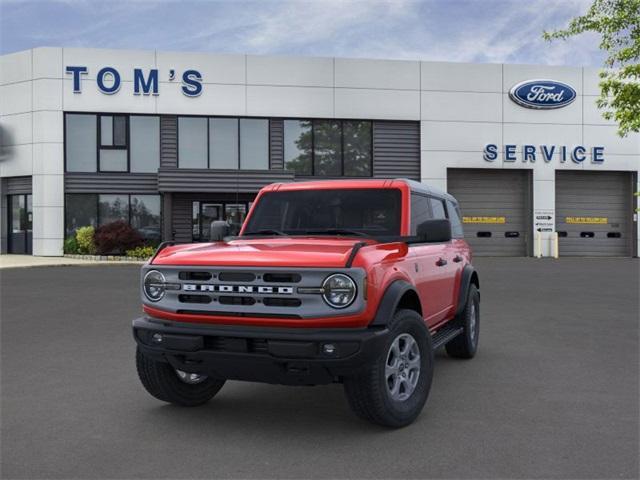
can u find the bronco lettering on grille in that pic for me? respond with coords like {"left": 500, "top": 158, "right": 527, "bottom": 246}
{"left": 182, "top": 284, "right": 294, "bottom": 294}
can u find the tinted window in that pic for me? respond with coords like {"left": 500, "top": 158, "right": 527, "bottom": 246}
{"left": 131, "top": 195, "right": 161, "bottom": 244}
{"left": 210, "top": 118, "right": 238, "bottom": 169}
{"left": 130, "top": 116, "right": 160, "bottom": 173}
{"left": 410, "top": 194, "right": 432, "bottom": 235}
{"left": 100, "top": 149, "right": 127, "bottom": 172}
{"left": 66, "top": 114, "right": 97, "bottom": 172}
{"left": 446, "top": 200, "right": 464, "bottom": 238}
{"left": 244, "top": 189, "right": 401, "bottom": 237}
{"left": 65, "top": 194, "right": 97, "bottom": 236}
{"left": 343, "top": 121, "right": 371, "bottom": 176}
{"left": 430, "top": 197, "right": 447, "bottom": 219}
{"left": 178, "top": 117, "right": 207, "bottom": 168}
{"left": 313, "top": 121, "right": 341, "bottom": 176}
{"left": 98, "top": 195, "right": 129, "bottom": 226}
{"left": 284, "top": 120, "right": 312, "bottom": 175}
{"left": 240, "top": 119, "right": 268, "bottom": 170}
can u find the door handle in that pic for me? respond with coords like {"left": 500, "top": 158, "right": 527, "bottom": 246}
{"left": 436, "top": 258, "right": 448, "bottom": 267}
{"left": 453, "top": 255, "right": 463, "bottom": 263}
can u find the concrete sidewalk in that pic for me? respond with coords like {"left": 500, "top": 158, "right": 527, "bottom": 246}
{"left": 0, "top": 254, "right": 144, "bottom": 269}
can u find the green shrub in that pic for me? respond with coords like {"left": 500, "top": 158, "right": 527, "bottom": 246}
{"left": 76, "top": 226, "right": 97, "bottom": 255}
{"left": 64, "top": 236, "right": 79, "bottom": 254}
{"left": 125, "top": 245, "right": 156, "bottom": 259}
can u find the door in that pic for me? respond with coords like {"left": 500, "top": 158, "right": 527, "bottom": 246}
{"left": 8, "top": 194, "right": 32, "bottom": 254}
{"left": 447, "top": 169, "right": 531, "bottom": 256}
{"left": 556, "top": 171, "right": 633, "bottom": 256}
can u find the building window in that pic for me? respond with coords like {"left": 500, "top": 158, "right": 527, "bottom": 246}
{"left": 284, "top": 119, "right": 372, "bottom": 177}
{"left": 65, "top": 193, "right": 161, "bottom": 244}
{"left": 130, "top": 116, "right": 160, "bottom": 173}
{"left": 178, "top": 117, "right": 270, "bottom": 170}
{"left": 191, "top": 201, "right": 250, "bottom": 241}
{"left": 65, "top": 114, "right": 97, "bottom": 172}
{"left": 65, "top": 113, "right": 159, "bottom": 173}
{"left": 240, "top": 119, "right": 269, "bottom": 170}
{"left": 284, "top": 120, "right": 312, "bottom": 175}
{"left": 209, "top": 118, "right": 238, "bottom": 169}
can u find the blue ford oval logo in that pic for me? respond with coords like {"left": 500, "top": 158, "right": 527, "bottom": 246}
{"left": 509, "top": 79, "right": 577, "bottom": 109}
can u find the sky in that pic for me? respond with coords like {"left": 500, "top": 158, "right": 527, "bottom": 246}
{"left": 0, "top": 0, "right": 605, "bottom": 66}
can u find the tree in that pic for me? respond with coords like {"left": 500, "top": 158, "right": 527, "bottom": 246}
{"left": 543, "top": 0, "right": 640, "bottom": 136}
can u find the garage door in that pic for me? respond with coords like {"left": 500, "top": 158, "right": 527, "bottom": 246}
{"left": 447, "top": 169, "right": 531, "bottom": 256}
{"left": 556, "top": 171, "right": 634, "bottom": 256}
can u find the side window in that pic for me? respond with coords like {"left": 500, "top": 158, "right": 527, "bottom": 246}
{"left": 429, "top": 197, "right": 447, "bottom": 219}
{"left": 446, "top": 200, "right": 464, "bottom": 238}
{"left": 410, "top": 194, "right": 432, "bottom": 235}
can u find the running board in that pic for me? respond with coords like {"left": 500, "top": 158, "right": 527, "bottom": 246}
{"left": 432, "top": 324, "right": 464, "bottom": 349}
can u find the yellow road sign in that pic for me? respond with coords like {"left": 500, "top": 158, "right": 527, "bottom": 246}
{"left": 565, "top": 217, "right": 608, "bottom": 224}
{"left": 462, "top": 216, "right": 506, "bottom": 224}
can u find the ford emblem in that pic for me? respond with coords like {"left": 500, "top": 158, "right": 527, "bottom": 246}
{"left": 509, "top": 79, "right": 577, "bottom": 109}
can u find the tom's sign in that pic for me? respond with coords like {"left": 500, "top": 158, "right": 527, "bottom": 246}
{"left": 65, "top": 66, "right": 203, "bottom": 97}
{"left": 509, "top": 79, "right": 576, "bottom": 109}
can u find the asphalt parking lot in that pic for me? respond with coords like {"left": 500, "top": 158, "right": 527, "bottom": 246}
{"left": 1, "top": 258, "right": 638, "bottom": 479}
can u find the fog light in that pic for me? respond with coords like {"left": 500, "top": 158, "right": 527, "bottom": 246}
{"left": 152, "top": 333, "right": 163, "bottom": 344}
{"left": 323, "top": 343, "right": 336, "bottom": 355}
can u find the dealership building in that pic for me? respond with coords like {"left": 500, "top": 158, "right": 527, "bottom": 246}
{"left": 0, "top": 47, "right": 638, "bottom": 257}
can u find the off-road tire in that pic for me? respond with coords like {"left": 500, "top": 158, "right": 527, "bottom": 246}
{"left": 136, "top": 348, "right": 225, "bottom": 406}
{"left": 445, "top": 284, "right": 480, "bottom": 359}
{"left": 343, "top": 309, "right": 434, "bottom": 428}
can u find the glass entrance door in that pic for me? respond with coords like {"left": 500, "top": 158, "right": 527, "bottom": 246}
{"left": 8, "top": 194, "right": 32, "bottom": 254}
{"left": 191, "top": 201, "right": 251, "bottom": 241}
{"left": 197, "top": 203, "right": 223, "bottom": 241}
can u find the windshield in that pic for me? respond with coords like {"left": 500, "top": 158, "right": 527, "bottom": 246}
{"left": 243, "top": 188, "right": 402, "bottom": 237}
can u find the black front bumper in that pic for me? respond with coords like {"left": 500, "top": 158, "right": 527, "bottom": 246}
{"left": 133, "top": 317, "right": 390, "bottom": 385}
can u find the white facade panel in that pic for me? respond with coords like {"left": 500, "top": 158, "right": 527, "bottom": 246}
{"left": 64, "top": 79, "right": 157, "bottom": 113}
{"left": 63, "top": 48, "right": 156, "bottom": 81}
{"left": 0, "top": 82, "right": 32, "bottom": 115}
{"left": 0, "top": 145, "right": 32, "bottom": 176}
{"left": 33, "top": 237, "right": 64, "bottom": 256}
{"left": 32, "top": 174, "right": 64, "bottom": 208}
{"left": 421, "top": 91, "right": 502, "bottom": 122}
{"left": 421, "top": 61, "right": 502, "bottom": 92}
{"left": 335, "top": 88, "right": 419, "bottom": 120}
{"left": 583, "top": 95, "right": 616, "bottom": 125}
{"left": 0, "top": 112, "right": 32, "bottom": 146}
{"left": 503, "top": 123, "right": 583, "bottom": 152}
{"left": 33, "top": 143, "right": 64, "bottom": 176}
{"left": 32, "top": 111, "right": 64, "bottom": 144}
{"left": 247, "top": 86, "right": 333, "bottom": 118}
{"left": 32, "top": 79, "right": 63, "bottom": 111}
{"left": 32, "top": 205, "right": 64, "bottom": 239}
{"left": 335, "top": 58, "right": 419, "bottom": 90}
{"left": 158, "top": 83, "right": 245, "bottom": 115}
{"left": 0, "top": 50, "right": 32, "bottom": 86}
{"left": 421, "top": 121, "right": 502, "bottom": 152}
{"left": 583, "top": 67, "right": 602, "bottom": 96}
{"left": 157, "top": 51, "right": 245, "bottom": 85}
{"left": 583, "top": 125, "right": 640, "bottom": 156}
{"left": 32, "top": 47, "right": 63, "bottom": 80}
{"left": 503, "top": 64, "right": 583, "bottom": 95}
{"left": 247, "top": 55, "right": 333, "bottom": 87}
{"left": 503, "top": 93, "right": 582, "bottom": 125}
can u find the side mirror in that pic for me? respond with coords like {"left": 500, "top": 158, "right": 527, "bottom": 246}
{"left": 209, "top": 220, "right": 230, "bottom": 241}
{"left": 417, "top": 219, "right": 452, "bottom": 243}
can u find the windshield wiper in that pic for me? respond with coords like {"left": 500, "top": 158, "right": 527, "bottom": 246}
{"left": 304, "top": 228, "right": 369, "bottom": 237}
{"left": 243, "top": 229, "right": 288, "bottom": 236}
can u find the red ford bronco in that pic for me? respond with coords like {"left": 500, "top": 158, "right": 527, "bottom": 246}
{"left": 133, "top": 179, "right": 480, "bottom": 427}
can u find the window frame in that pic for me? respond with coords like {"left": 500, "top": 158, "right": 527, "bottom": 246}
{"left": 285, "top": 118, "right": 373, "bottom": 177}
{"left": 63, "top": 112, "right": 161, "bottom": 174}
{"left": 177, "top": 115, "right": 272, "bottom": 170}
{"left": 97, "top": 114, "right": 129, "bottom": 173}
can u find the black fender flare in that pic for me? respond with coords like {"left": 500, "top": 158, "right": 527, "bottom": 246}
{"left": 455, "top": 265, "right": 480, "bottom": 318}
{"left": 370, "top": 280, "right": 419, "bottom": 327}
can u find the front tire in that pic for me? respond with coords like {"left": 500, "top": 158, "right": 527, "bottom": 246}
{"left": 445, "top": 284, "right": 480, "bottom": 359}
{"left": 343, "top": 309, "right": 434, "bottom": 428}
{"left": 136, "top": 348, "right": 225, "bottom": 406}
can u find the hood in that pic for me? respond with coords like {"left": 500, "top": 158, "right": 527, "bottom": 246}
{"left": 151, "top": 237, "right": 376, "bottom": 268}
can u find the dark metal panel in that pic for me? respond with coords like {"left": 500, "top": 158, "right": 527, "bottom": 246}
{"left": 5, "top": 176, "right": 32, "bottom": 195}
{"left": 64, "top": 173, "right": 158, "bottom": 193}
{"left": 157, "top": 168, "right": 294, "bottom": 193}
{"left": 172, "top": 195, "right": 193, "bottom": 243}
{"left": 372, "top": 122, "right": 420, "bottom": 181}
{"left": 556, "top": 171, "right": 633, "bottom": 257}
{"left": 447, "top": 169, "right": 530, "bottom": 257}
{"left": 160, "top": 115, "right": 178, "bottom": 169}
{"left": 270, "top": 119, "right": 284, "bottom": 170}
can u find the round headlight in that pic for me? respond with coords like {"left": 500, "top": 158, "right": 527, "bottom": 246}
{"left": 322, "top": 273, "right": 357, "bottom": 309}
{"left": 144, "top": 270, "right": 166, "bottom": 302}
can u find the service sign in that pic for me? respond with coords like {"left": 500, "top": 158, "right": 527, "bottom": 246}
{"left": 509, "top": 79, "right": 577, "bottom": 109}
